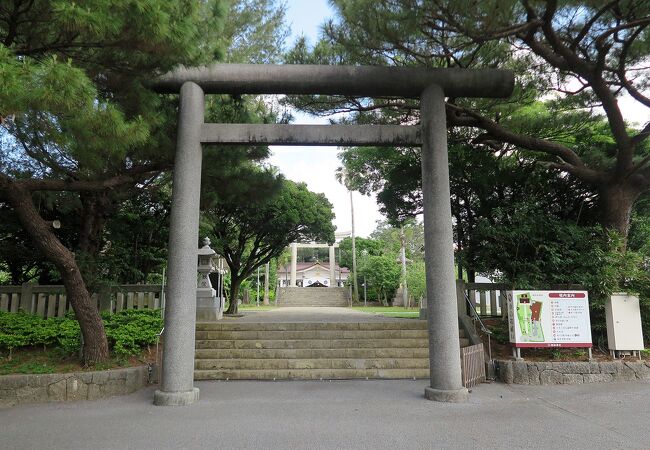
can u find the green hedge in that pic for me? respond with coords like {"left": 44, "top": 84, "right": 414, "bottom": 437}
{"left": 0, "top": 309, "right": 163, "bottom": 357}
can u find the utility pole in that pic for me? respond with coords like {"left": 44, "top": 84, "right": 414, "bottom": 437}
{"left": 400, "top": 227, "right": 408, "bottom": 309}
{"left": 364, "top": 276, "right": 367, "bottom": 307}
{"left": 350, "top": 190, "right": 359, "bottom": 304}
{"left": 263, "top": 262, "right": 270, "bottom": 305}
{"left": 256, "top": 266, "right": 260, "bottom": 307}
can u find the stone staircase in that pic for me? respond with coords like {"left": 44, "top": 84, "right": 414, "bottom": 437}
{"left": 194, "top": 321, "right": 470, "bottom": 380}
{"left": 276, "top": 287, "right": 349, "bottom": 307}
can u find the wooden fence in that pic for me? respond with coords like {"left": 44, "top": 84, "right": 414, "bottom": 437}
{"left": 0, "top": 284, "right": 164, "bottom": 319}
{"left": 460, "top": 343, "right": 486, "bottom": 387}
{"left": 455, "top": 281, "right": 585, "bottom": 318}
{"left": 456, "top": 280, "right": 509, "bottom": 318}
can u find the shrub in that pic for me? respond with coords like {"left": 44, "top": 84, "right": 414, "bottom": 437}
{"left": 102, "top": 309, "right": 163, "bottom": 356}
{"left": 0, "top": 309, "right": 162, "bottom": 357}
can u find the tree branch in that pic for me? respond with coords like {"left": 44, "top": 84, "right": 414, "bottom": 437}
{"left": 446, "top": 103, "right": 595, "bottom": 173}
{"left": 631, "top": 121, "right": 650, "bottom": 148}
{"left": 570, "top": 1, "right": 619, "bottom": 50}
{"left": 0, "top": 163, "right": 167, "bottom": 193}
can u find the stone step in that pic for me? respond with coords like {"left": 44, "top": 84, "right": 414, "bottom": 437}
{"left": 279, "top": 298, "right": 347, "bottom": 301}
{"left": 196, "top": 321, "right": 429, "bottom": 331}
{"left": 195, "top": 329, "right": 430, "bottom": 340}
{"left": 278, "top": 303, "right": 348, "bottom": 308}
{"left": 280, "top": 298, "right": 348, "bottom": 301}
{"left": 194, "top": 368, "right": 430, "bottom": 380}
{"left": 279, "top": 301, "right": 349, "bottom": 306}
{"left": 195, "top": 357, "right": 429, "bottom": 370}
{"left": 193, "top": 319, "right": 470, "bottom": 380}
{"left": 281, "top": 292, "right": 347, "bottom": 296}
{"left": 279, "top": 303, "right": 349, "bottom": 306}
{"left": 277, "top": 287, "right": 349, "bottom": 307}
{"left": 195, "top": 347, "right": 432, "bottom": 359}
{"left": 195, "top": 338, "right": 431, "bottom": 350}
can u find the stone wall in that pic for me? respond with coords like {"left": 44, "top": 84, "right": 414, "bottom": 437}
{"left": 0, "top": 365, "right": 150, "bottom": 408}
{"left": 496, "top": 360, "right": 650, "bottom": 385}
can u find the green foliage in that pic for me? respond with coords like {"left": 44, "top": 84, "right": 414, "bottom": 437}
{"left": 573, "top": 350, "right": 587, "bottom": 359}
{"left": 351, "top": 306, "right": 419, "bottom": 318}
{"left": 220, "top": 0, "right": 289, "bottom": 64}
{"left": 1, "top": 0, "right": 226, "bottom": 174}
{"left": 405, "top": 261, "right": 426, "bottom": 306}
{"left": 361, "top": 255, "right": 401, "bottom": 305}
{"left": 0, "top": 311, "right": 79, "bottom": 353}
{"left": 101, "top": 309, "right": 163, "bottom": 356}
{"left": 488, "top": 320, "right": 510, "bottom": 345}
{"left": 55, "top": 318, "right": 82, "bottom": 354}
{"left": 369, "top": 220, "right": 425, "bottom": 262}
{"left": 100, "top": 188, "right": 172, "bottom": 284}
{"left": 0, "top": 333, "right": 29, "bottom": 354}
{"left": 338, "top": 237, "right": 383, "bottom": 269}
{"left": 202, "top": 176, "right": 336, "bottom": 313}
{"left": 0, "top": 360, "right": 55, "bottom": 375}
{"left": 0, "top": 310, "right": 161, "bottom": 357}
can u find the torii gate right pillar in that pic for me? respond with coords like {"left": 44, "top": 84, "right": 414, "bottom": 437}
{"left": 420, "top": 84, "right": 468, "bottom": 402}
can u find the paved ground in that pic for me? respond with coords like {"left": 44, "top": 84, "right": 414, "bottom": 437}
{"left": 2, "top": 379, "right": 648, "bottom": 449}
{"left": 224, "top": 307, "right": 411, "bottom": 323}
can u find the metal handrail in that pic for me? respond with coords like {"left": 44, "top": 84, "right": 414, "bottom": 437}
{"left": 465, "top": 292, "right": 491, "bottom": 334}
{"left": 155, "top": 327, "right": 164, "bottom": 370}
{"left": 464, "top": 291, "right": 493, "bottom": 364}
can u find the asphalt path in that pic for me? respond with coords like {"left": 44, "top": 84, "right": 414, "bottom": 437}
{"left": 2, "top": 379, "right": 648, "bottom": 449}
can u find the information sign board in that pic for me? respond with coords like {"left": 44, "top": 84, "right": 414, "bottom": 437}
{"left": 507, "top": 291, "right": 592, "bottom": 348}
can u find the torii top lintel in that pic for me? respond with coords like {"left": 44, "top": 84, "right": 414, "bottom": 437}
{"left": 150, "top": 64, "right": 514, "bottom": 99}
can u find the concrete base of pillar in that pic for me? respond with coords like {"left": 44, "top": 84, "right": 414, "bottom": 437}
{"left": 153, "top": 388, "right": 200, "bottom": 406}
{"left": 424, "top": 387, "right": 469, "bottom": 403}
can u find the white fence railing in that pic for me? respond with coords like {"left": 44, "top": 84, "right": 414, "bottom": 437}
{"left": 456, "top": 280, "right": 509, "bottom": 318}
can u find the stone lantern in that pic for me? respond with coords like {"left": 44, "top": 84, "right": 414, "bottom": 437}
{"left": 196, "top": 237, "right": 223, "bottom": 321}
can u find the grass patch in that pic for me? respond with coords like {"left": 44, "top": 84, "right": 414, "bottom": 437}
{"left": 0, "top": 346, "right": 153, "bottom": 376}
{"left": 352, "top": 306, "right": 421, "bottom": 319}
{"left": 237, "top": 305, "right": 277, "bottom": 311}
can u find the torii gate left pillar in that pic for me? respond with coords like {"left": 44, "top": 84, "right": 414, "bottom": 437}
{"left": 153, "top": 82, "right": 203, "bottom": 406}
{"left": 150, "top": 64, "right": 513, "bottom": 406}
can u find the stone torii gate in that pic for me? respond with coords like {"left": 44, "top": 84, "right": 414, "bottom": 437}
{"left": 150, "top": 64, "right": 513, "bottom": 406}
{"left": 288, "top": 242, "right": 339, "bottom": 287}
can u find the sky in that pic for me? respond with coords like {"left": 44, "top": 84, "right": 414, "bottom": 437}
{"left": 268, "top": 1, "right": 384, "bottom": 239}
{"left": 271, "top": 1, "right": 650, "bottom": 239}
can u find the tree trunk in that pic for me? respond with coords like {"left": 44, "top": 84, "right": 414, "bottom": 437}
{"left": 468, "top": 270, "right": 476, "bottom": 283}
{"left": 78, "top": 193, "right": 112, "bottom": 256}
{"left": 599, "top": 182, "right": 642, "bottom": 246}
{"left": 226, "top": 277, "right": 241, "bottom": 315}
{"left": 5, "top": 186, "right": 109, "bottom": 365}
{"left": 78, "top": 193, "right": 115, "bottom": 288}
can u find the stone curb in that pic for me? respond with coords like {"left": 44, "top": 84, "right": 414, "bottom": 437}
{"left": 495, "top": 360, "right": 650, "bottom": 385}
{"left": 0, "top": 365, "right": 152, "bottom": 408}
